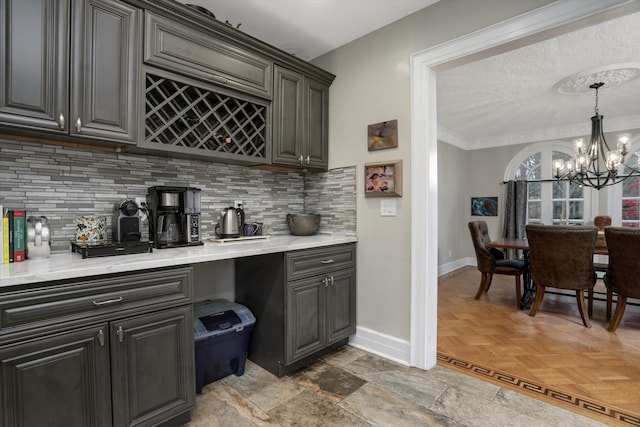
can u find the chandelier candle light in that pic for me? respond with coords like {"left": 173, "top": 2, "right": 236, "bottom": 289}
{"left": 553, "top": 82, "right": 640, "bottom": 190}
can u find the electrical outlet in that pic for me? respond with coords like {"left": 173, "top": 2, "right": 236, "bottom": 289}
{"left": 234, "top": 200, "right": 243, "bottom": 209}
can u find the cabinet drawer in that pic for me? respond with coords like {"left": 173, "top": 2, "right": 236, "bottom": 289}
{"left": 144, "top": 12, "right": 272, "bottom": 99}
{"left": 286, "top": 244, "right": 355, "bottom": 281}
{"left": 0, "top": 267, "right": 192, "bottom": 332}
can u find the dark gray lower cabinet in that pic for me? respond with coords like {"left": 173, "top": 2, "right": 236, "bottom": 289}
{"left": 236, "top": 243, "right": 356, "bottom": 376}
{"left": 0, "top": 324, "right": 112, "bottom": 427}
{"left": 287, "top": 268, "right": 356, "bottom": 364}
{"left": 0, "top": 267, "right": 194, "bottom": 427}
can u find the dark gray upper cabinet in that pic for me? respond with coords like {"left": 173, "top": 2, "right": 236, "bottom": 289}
{"left": 71, "top": 0, "right": 140, "bottom": 142}
{"left": 144, "top": 11, "right": 272, "bottom": 100}
{"left": 0, "top": 0, "right": 69, "bottom": 132}
{"left": 272, "top": 65, "right": 329, "bottom": 170}
{"left": 0, "top": 0, "right": 140, "bottom": 143}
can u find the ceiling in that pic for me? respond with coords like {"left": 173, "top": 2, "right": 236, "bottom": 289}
{"left": 436, "top": 9, "right": 640, "bottom": 150}
{"left": 178, "top": 0, "right": 439, "bottom": 60}
{"left": 177, "top": 1, "right": 640, "bottom": 151}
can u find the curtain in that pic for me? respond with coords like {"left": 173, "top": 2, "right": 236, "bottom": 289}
{"left": 503, "top": 180, "right": 527, "bottom": 259}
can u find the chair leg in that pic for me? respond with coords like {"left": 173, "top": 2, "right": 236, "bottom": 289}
{"left": 528, "top": 284, "right": 545, "bottom": 317}
{"left": 514, "top": 275, "right": 522, "bottom": 308}
{"left": 575, "top": 289, "right": 591, "bottom": 328}
{"left": 484, "top": 273, "right": 494, "bottom": 293}
{"left": 608, "top": 295, "right": 627, "bottom": 332}
{"left": 606, "top": 289, "right": 613, "bottom": 321}
{"left": 588, "top": 287, "right": 593, "bottom": 317}
{"left": 474, "top": 272, "right": 489, "bottom": 300}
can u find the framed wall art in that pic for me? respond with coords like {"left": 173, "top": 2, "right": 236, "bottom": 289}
{"left": 367, "top": 119, "right": 398, "bottom": 151}
{"left": 471, "top": 197, "right": 498, "bottom": 216}
{"left": 365, "top": 160, "right": 402, "bottom": 198}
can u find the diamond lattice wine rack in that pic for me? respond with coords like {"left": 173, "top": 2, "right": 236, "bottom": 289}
{"left": 144, "top": 74, "right": 269, "bottom": 161}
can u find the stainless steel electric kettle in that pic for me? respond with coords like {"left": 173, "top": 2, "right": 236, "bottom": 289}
{"left": 215, "top": 207, "right": 245, "bottom": 238}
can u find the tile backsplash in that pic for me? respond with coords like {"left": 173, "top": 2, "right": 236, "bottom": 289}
{"left": 0, "top": 139, "right": 356, "bottom": 253}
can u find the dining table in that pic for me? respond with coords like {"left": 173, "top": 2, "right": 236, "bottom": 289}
{"left": 486, "top": 236, "right": 609, "bottom": 310}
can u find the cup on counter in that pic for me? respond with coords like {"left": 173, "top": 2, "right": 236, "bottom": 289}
{"left": 76, "top": 215, "right": 107, "bottom": 243}
{"left": 243, "top": 222, "right": 263, "bottom": 236}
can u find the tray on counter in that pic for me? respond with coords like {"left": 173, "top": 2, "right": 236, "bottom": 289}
{"left": 207, "top": 235, "right": 271, "bottom": 244}
{"left": 71, "top": 240, "right": 153, "bottom": 259}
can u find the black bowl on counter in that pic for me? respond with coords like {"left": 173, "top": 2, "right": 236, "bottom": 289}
{"left": 286, "top": 213, "right": 321, "bottom": 236}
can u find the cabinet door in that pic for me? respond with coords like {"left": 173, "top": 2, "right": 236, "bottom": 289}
{"left": 110, "top": 306, "right": 194, "bottom": 427}
{"left": 326, "top": 268, "right": 356, "bottom": 343}
{"left": 0, "top": 0, "right": 69, "bottom": 132}
{"left": 0, "top": 324, "right": 112, "bottom": 427}
{"left": 286, "top": 277, "right": 325, "bottom": 364}
{"left": 304, "top": 77, "right": 329, "bottom": 169}
{"left": 272, "top": 65, "right": 304, "bottom": 167}
{"left": 70, "top": 0, "right": 139, "bottom": 142}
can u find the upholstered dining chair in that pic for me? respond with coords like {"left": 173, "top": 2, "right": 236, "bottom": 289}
{"left": 603, "top": 226, "right": 640, "bottom": 332}
{"left": 526, "top": 224, "right": 597, "bottom": 327}
{"left": 591, "top": 215, "right": 611, "bottom": 316}
{"left": 468, "top": 221, "right": 524, "bottom": 307}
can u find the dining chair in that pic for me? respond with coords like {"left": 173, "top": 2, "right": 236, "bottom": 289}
{"left": 591, "top": 215, "right": 611, "bottom": 316}
{"left": 526, "top": 224, "right": 597, "bottom": 327}
{"left": 468, "top": 221, "right": 524, "bottom": 307}
{"left": 603, "top": 226, "right": 640, "bottom": 332}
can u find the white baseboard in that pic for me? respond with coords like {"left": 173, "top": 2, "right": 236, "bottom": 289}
{"left": 438, "top": 257, "right": 475, "bottom": 276}
{"left": 349, "top": 326, "right": 411, "bottom": 366}
{"left": 350, "top": 258, "right": 475, "bottom": 367}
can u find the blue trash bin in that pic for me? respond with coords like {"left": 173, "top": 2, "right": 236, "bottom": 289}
{"left": 194, "top": 299, "right": 255, "bottom": 393}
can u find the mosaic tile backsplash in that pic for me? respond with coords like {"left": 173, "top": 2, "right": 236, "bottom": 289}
{"left": 0, "top": 139, "right": 356, "bottom": 254}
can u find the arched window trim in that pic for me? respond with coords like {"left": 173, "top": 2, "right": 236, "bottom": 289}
{"left": 609, "top": 141, "right": 640, "bottom": 227}
{"left": 504, "top": 140, "right": 595, "bottom": 225}
{"left": 503, "top": 140, "right": 573, "bottom": 182}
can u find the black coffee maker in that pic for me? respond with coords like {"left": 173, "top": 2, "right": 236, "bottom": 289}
{"left": 147, "top": 186, "right": 203, "bottom": 248}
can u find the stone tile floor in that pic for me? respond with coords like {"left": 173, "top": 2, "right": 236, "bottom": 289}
{"left": 185, "top": 346, "right": 608, "bottom": 426}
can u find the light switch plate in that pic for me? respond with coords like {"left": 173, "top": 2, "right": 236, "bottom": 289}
{"left": 380, "top": 199, "right": 396, "bottom": 216}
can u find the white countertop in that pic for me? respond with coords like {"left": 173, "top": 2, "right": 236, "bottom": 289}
{"left": 0, "top": 234, "right": 357, "bottom": 288}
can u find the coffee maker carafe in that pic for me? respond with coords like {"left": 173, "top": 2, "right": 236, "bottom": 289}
{"left": 148, "top": 186, "right": 203, "bottom": 248}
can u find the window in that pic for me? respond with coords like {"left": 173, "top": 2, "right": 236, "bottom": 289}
{"left": 620, "top": 164, "right": 640, "bottom": 228}
{"left": 506, "top": 142, "right": 591, "bottom": 225}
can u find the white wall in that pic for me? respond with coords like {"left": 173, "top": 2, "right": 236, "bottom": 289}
{"left": 312, "top": 0, "right": 555, "bottom": 349}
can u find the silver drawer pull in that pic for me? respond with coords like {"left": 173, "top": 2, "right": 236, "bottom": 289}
{"left": 92, "top": 297, "right": 124, "bottom": 306}
{"left": 117, "top": 326, "right": 124, "bottom": 343}
{"left": 97, "top": 329, "right": 105, "bottom": 346}
{"left": 320, "top": 259, "right": 334, "bottom": 264}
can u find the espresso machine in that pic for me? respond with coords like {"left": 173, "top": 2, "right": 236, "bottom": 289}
{"left": 147, "top": 186, "right": 202, "bottom": 248}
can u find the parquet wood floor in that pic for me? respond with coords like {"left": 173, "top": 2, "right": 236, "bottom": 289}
{"left": 437, "top": 267, "right": 640, "bottom": 427}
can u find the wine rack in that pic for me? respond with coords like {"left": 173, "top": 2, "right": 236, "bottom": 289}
{"left": 144, "top": 73, "right": 268, "bottom": 160}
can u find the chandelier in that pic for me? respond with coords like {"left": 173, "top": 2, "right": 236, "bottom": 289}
{"left": 553, "top": 82, "right": 639, "bottom": 190}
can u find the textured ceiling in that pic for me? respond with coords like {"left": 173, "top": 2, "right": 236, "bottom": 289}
{"left": 436, "top": 10, "right": 640, "bottom": 150}
{"left": 178, "top": 0, "right": 439, "bottom": 60}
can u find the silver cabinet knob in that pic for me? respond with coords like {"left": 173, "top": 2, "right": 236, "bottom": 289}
{"left": 305, "top": 155, "right": 310, "bottom": 165}
{"left": 58, "top": 113, "right": 65, "bottom": 129}
{"left": 97, "top": 329, "right": 105, "bottom": 347}
{"left": 116, "top": 326, "right": 124, "bottom": 343}
{"left": 75, "top": 117, "right": 82, "bottom": 132}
